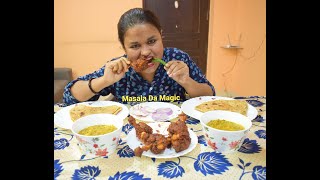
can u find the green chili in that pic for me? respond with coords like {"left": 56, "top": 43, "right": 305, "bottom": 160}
{"left": 152, "top": 58, "right": 167, "bottom": 66}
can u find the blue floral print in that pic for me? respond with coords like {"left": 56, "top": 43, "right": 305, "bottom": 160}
{"left": 185, "top": 118, "right": 200, "bottom": 125}
{"left": 252, "top": 115, "right": 265, "bottom": 123}
{"left": 122, "top": 124, "right": 133, "bottom": 135}
{"left": 246, "top": 100, "right": 265, "bottom": 107}
{"left": 54, "top": 160, "right": 63, "bottom": 179}
{"left": 255, "top": 130, "right": 266, "bottom": 139}
{"left": 252, "top": 166, "right": 266, "bottom": 180}
{"left": 54, "top": 138, "right": 70, "bottom": 150}
{"left": 108, "top": 171, "right": 151, "bottom": 180}
{"left": 158, "top": 161, "right": 185, "bottom": 178}
{"left": 63, "top": 47, "right": 215, "bottom": 105}
{"left": 237, "top": 158, "right": 266, "bottom": 180}
{"left": 72, "top": 166, "right": 101, "bottom": 180}
{"left": 198, "top": 135, "right": 207, "bottom": 146}
{"left": 194, "top": 152, "right": 232, "bottom": 176}
{"left": 117, "top": 145, "right": 135, "bottom": 158}
{"left": 238, "top": 138, "right": 262, "bottom": 154}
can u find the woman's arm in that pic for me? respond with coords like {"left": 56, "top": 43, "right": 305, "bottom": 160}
{"left": 165, "top": 61, "right": 215, "bottom": 97}
{"left": 70, "top": 76, "right": 113, "bottom": 102}
{"left": 179, "top": 76, "right": 214, "bottom": 97}
{"left": 63, "top": 57, "right": 130, "bottom": 105}
{"left": 63, "top": 67, "right": 109, "bottom": 105}
{"left": 163, "top": 48, "right": 215, "bottom": 97}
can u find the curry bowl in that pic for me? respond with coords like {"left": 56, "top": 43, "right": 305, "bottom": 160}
{"left": 71, "top": 114, "right": 124, "bottom": 157}
{"left": 200, "top": 110, "right": 252, "bottom": 153}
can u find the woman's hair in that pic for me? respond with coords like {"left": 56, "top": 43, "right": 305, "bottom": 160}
{"left": 117, "top": 8, "right": 162, "bottom": 48}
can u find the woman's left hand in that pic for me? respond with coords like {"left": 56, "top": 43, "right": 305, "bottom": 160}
{"left": 164, "top": 60, "right": 190, "bottom": 84}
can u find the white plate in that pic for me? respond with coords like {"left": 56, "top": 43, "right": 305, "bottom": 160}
{"left": 181, "top": 96, "right": 258, "bottom": 121}
{"left": 126, "top": 122, "right": 198, "bottom": 158}
{"left": 129, "top": 102, "right": 182, "bottom": 122}
{"left": 54, "top": 101, "right": 129, "bottom": 129}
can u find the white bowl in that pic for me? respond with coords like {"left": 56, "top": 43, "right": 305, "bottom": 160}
{"left": 71, "top": 114, "right": 124, "bottom": 157}
{"left": 200, "top": 110, "right": 252, "bottom": 153}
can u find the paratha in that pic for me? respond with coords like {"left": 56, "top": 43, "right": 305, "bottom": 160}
{"left": 69, "top": 104, "right": 122, "bottom": 122}
{"left": 195, "top": 99, "right": 248, "bottom": 116}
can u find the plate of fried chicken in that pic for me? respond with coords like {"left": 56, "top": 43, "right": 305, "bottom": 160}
{"left": 126, "top": 113, "right": 198, "bottom": 158}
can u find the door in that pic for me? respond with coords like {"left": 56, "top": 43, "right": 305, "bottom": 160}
{"left": 143, "top": 0, "right": 210, "bottom": 74}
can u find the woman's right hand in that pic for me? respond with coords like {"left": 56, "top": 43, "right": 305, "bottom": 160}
{"left": 102, "top": 57, "right": 130, "bottom": 85}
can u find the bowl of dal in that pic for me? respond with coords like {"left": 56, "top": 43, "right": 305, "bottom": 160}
{"left": 71, "top": 114, "right": 124, "bottom": 157}
{"left": 200, "top": 110, "right": 252, "bottom": 153}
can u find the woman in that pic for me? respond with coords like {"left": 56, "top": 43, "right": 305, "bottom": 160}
{"left": 63, "top": 8, "right": 215, "bottom": 105}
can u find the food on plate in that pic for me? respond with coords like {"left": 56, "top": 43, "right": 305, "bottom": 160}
{"left": 78, "top": 124, "right": 117, "bottom": 136}
{"left": 133, "top": 133, "right": 171, "bottom": 157}
{"left": 151, "top": 108, "right": 173, "bottom": 121}
{"left": 151, "top": 113, "right": 168, "bottom": 121}
{"left": 128, "top": 116, "right": 153, "bottom": 141}
{"left": 69, "top": 104, "right": 122, "bottom": 121}
{"left": 131, "top": 58, "right": 150, "bottom": 72}
{"left": 178, "top": 113, "right": 187, "bottom": 122}
{"left": 128, "top": 113, "right": 191, "bottom": 157}
{"left": 155, "top": 108, "right": 173, "bottom": 116}
{"left": 128, "top": 116, "right": 170, "bottom": 157}
{"left": 207, "top": 119, "right": 245, "bottom": 131}
{"left": 131, "top": 105, "right": 156, "bottom": 117}
{"left": 167, "top": 113, "right": 191, "bottom": 152}
{"left": 195, "top": 99, "right": 248, "bottom": 116}
{"left": 130, "top": 105, "right": 173, "bottom": 122}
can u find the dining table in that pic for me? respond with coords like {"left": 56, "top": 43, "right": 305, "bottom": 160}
{"left": 54, "top": 96, "right": 266, "bottom": 180}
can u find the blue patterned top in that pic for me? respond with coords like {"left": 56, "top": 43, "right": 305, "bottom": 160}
{"left": 63, "top": 47, "right": 215, "bottom": 105}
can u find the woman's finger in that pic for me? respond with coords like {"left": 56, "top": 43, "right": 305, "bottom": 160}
{"left": 111, "top": 62, "right": 119, "bottom": 73}
{"left": 164, "top": 60, "right": 174, "bottom": 70}
{"left": 120, "top": 57, "right": 131, "bottom": 65}
{"left": 166, "top": 61, "right": 182, "bottom": 76}
{"left": 171, "top": 63, "right": 185, "bottom": 74}
{"left": 117, "top": 60, "right": 124, "bottom": 73}
{"left": 120, "top": 58, "right": 129, "bottom": 72}
{"left": 171, "top": 66, "right": 188, "bottom": 77}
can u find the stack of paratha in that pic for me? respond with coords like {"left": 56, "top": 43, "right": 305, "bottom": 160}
{"left": 69, "top": 104, "right": 122, "bottom": 122}
{"left": 195, "top": 99, "right": 248, "bottom": 116}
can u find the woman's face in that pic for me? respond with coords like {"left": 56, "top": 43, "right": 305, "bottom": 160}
{"left": 123, "top": 23, "right": 164, "bottom": 74}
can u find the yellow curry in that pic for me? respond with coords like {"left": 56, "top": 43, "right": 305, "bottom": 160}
{"left": 78, "top": 125, "right": 117, "bottom": 136}
{"left": 207, "top": 119, "right": 244, "bottom": 131}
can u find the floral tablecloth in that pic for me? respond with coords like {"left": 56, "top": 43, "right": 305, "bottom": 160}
{"left": 54, "top": 96, "right": 266, "bottom": 180}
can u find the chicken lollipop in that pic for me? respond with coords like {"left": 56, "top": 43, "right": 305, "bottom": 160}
{"left": 130, "top": 59, "right": 150, "bottom": 72}
{"left": 128, "top": 116, "right": 171, "bottom": 157}
{"left": 133, "top": 133, "right": 171, "bottom": 157}
{"left": 167, "top": 113, "right": 191, "bottom": 152}
{"left": 128, "top": 116, "right": 153, "bottom": 140}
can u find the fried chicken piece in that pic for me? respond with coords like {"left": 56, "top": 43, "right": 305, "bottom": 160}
{"left": 167, "top": 113, "right": 191, "bottom": 152}
{"left": 147, "top": 134, "right": 171, "bottom": 154}
{"left": 134, "top": 133, "right": 171, "bottom": 157}
{"left": 128, "top": 116, "right": 153, "bottom": 140}
{"left": 128, "top": 116, "right": 171, "bottom": 157}
{"left": 131, "top": 59, "right": 150, "bottom": 72}
{"left": 133, "top": 147, "right": 144, "bottom": 157}
{"left": 178, "top": 112, "right": 188, "bottom": 122}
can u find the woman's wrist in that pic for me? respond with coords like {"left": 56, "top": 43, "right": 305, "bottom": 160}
{"left": 89, "top": 78, "right": 101, "bottom": 95}
{"left": 88, "top": 77, "right": 112, "bottom": 94}
{"left": 179, "top": 76, "right": 194, "bottom": 88}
